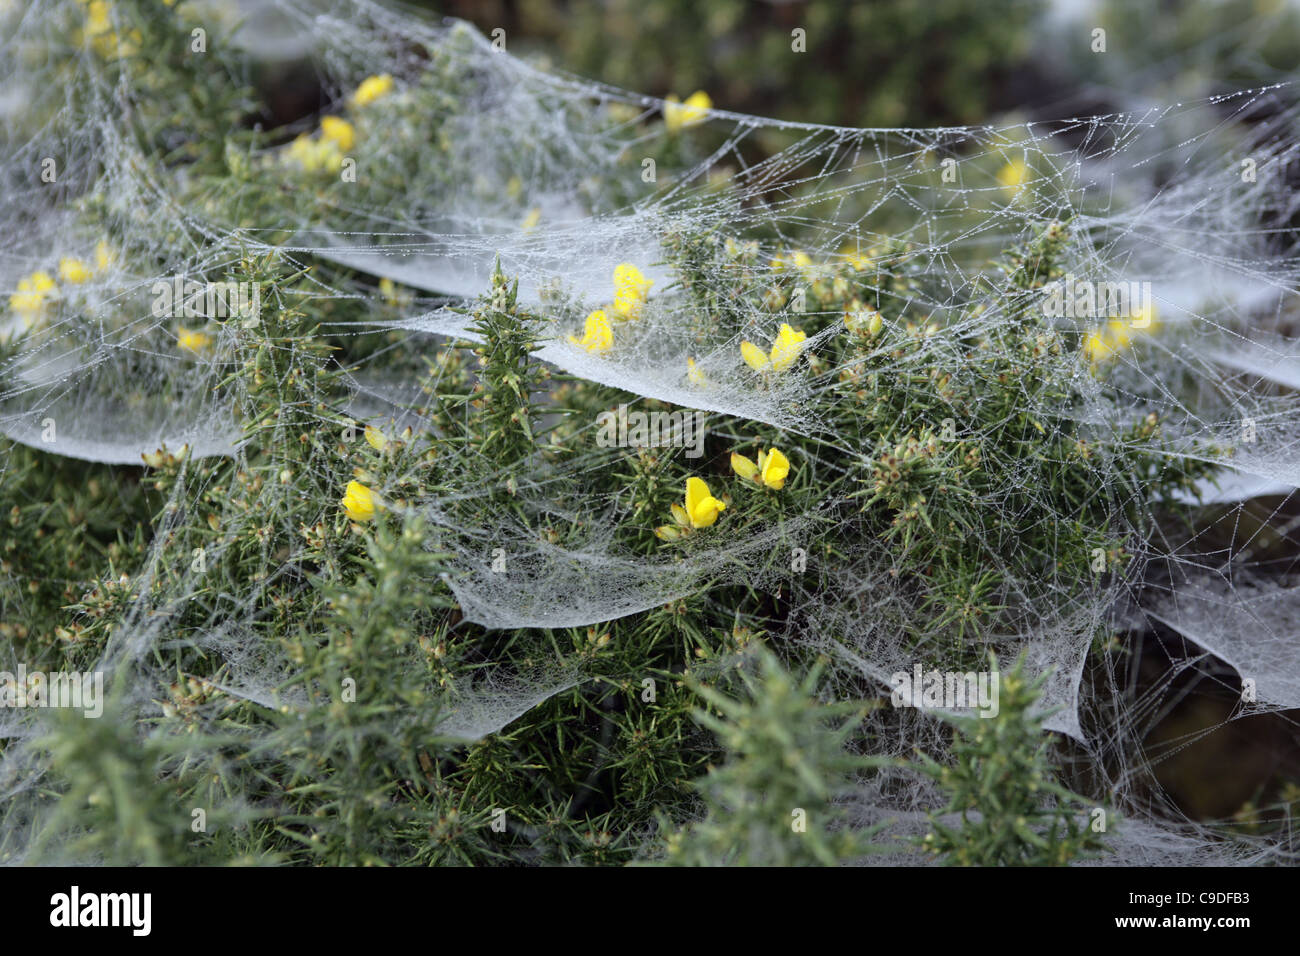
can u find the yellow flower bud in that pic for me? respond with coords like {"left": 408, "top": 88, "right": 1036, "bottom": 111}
{"left": 730, "top": 452, "right": 758, "bottom": 482}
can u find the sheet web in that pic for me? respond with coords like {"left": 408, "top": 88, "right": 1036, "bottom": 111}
{"left": 2, "top": 0, "right": 1300, "bottom": 863}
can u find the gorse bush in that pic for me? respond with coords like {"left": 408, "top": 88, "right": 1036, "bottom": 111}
{"left": 916, "top": 653, "right": 1109, "bottom": 866}
{"left": 2, "top": 0, "right": 1300, "bottom": 866}
{"left": 662, "top": 644, "right": 883, "bottom": 867}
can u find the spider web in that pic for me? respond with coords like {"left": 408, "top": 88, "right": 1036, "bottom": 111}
{"left": 3, "top": 0, "right": 1300, "bottom": 864}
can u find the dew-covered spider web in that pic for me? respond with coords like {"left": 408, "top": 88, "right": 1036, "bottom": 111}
{"left": 3, "top": 0, "right": 1300, "bottom": 864}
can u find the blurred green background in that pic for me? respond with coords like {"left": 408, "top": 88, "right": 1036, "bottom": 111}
{"left": 428, "top": 0, "right": 1300, "bottom": 126}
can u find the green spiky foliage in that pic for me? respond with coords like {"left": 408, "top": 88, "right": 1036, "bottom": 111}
{"left": 916, "top": 654, "right": 1111, "bottom": 866}
{"left": 662, "top": 644, "right": 880, "bottom": 866}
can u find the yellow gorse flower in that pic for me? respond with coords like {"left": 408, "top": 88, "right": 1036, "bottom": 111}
{"left": 997, "top": 158, "right": 1029, "bottom": 196}
{"left": 1083, "top": 303, "right": 1159, "bottom": 364}
{"left": 684, "top": 476, "right": 725, "bottom": 528}
{"left": 568, "top": 309, "right": 613, "bottom": 354}
{"left": 740, "top": 340, "right": 769, "bottom": 370}
{"left": 353, "top": 73, "right": 395, "bottom": 107}
{"left": 84, "top": 0, "right": 141, "bottom": 58}
{"left": 8, "top": 248, "right": 114, "bottom": 328}
{"left": 730, "top": 452, "right": 758, "bottom": 482}
{"left": 655, "top": 478, "right": 727, "bottom": 538}
{"left": 741, "top": 323, "right": 807, "bottom": 372}
{"left": 769, "top": 250, "right": 814, "bottom": 275}
{"left": 341, "top": 480, "right": 378, "bottom": 522}
{"left": 85, "top": 0, "right": 111, "bottom": 33}
{"left": 286, "top": 114, "right": 360, "bottom": 173}
{"left": 769, "top": 323, "right": 807, "bottom": 370}
{"left": 319, "top": 115, "right": 355, "bottom": 152}
{"left": 364, "top": 425, "right": 388, "bottom": 451}
{"left": 286, "top": 133, "right": 343, "bottom": 173}
{"left": 731, "top": 447, "right": 791, "bottom": 490}
{"left": 612, "top": 263, "right": 652, "bottom": 320}
{"left": 58, "top": 257, "right": 92, "bottom": 284}
{"left": 686, "top": 357, "right": 707, "bottom": 387}
{"left": 760, "top": 448, "right": 790, "bottom": 489}
{"left": 177, "top": 327, "right": 212, "bottom": 353}
{"left": 841, "top": 247, "right": 872, "bottom": 271}
{"left": 845, "top": 307, "right": 884, "bottom": 339}
{"left": 8, "top": 271, "right": 56, "bottom": 316}
{"left": 663, "top": 90, "right": 712, "bottom": 134}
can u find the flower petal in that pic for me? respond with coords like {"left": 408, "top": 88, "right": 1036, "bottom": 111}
{"left": 685, "top": 476, "right": 708, "bottom": 515}
{"left": 769, "top": 323, "right": 806, "bottom": 371}
{"left": 576, "top": 310, "right": 613, "bottom": 353}
{"left": 730, "top": 452, "right": 758, "bottom": 481}
{"left": 740, "top": 340, "right": 769, "bottom": 371}
{"left": 341, "top": 480, "right": 377, "bottom": 521}
{"left": 760, "top": 447, "right": 790, "bottom": 490}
